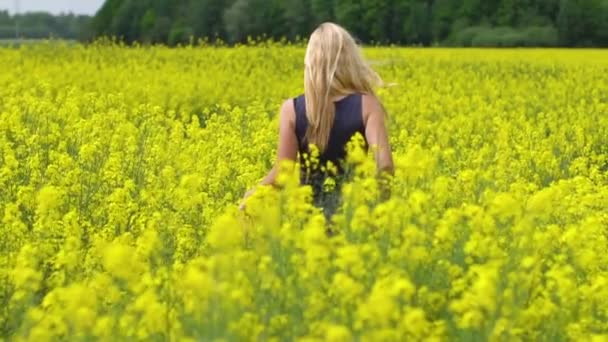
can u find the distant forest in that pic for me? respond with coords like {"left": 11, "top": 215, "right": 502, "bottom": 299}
{"left": 89, "top": 0, "right": 608, "bottom": 47}
{"left": 0, "top": 11, "right": 91, "bottom": 40}
{"left": 3, "top": 0, "right": 608, "bottom": 47}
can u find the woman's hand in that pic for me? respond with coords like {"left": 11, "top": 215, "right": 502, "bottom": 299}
{"left": 239, "top": 188, "right": 256, "bottom": 211}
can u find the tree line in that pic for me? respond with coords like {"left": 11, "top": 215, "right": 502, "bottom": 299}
{"left": 0, "top": 11, "right": 91, "bottom": 40}
{"left": 2, "top": 0, "right": 607, "bottom": 47}
{"left": 90, "top": 0, "right": 608, "bottom": 47}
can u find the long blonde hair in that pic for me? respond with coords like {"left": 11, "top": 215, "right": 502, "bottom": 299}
{"left": 304, "top": 22, "right": 382, "bottom": 151}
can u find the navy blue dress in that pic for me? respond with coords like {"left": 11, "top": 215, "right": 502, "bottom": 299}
{"left": 293, "top": 93, "right": 368, "bottom": 219}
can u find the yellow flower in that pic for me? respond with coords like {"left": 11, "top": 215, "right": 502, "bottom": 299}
{"left": 102, "top": 241, "right": 143, "bottom": 283}
{"left": 325, "top": 324, "right": 352, "bottom": 342}
{"left": 36, "top": 185, "right": 64, "bottom": 214}
{"left": 1, "top": 43, "right": 607, "bottom": 340}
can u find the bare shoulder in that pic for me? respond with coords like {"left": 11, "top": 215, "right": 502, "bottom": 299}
{"left": 279, "top": 98, "right": 296, "bottom": 126}
{"left": 361, "top": 93, "right": 385, "bottom": 125}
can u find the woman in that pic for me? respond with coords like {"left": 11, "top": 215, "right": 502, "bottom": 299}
{"left": 240, "top": 22, "right": 394, "bottom": 219}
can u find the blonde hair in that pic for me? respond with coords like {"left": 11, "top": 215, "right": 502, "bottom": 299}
{"left": 304, "top": 22, "right": 382, "bottom": 151}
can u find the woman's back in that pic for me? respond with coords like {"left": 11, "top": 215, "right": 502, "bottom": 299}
{"left": 293, "top": 93, "right": 368, "bottom": 219}
{"left": 293, "top": 93, "right": 367, "bottom": 179}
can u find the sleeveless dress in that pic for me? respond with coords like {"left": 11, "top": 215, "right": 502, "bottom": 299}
{"left": 293, "top": 93, "right": 368, "bottom": 219}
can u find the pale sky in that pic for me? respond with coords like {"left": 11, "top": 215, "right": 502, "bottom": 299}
{"left": 0, "top": 0, "right": 104, "bottom": 15}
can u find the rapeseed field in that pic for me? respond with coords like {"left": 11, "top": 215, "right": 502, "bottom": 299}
{"left": 1, "top": 42, "right": 607, "bottom": 341}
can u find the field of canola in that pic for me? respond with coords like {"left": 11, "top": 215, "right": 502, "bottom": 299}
{"left": 1, "top": 42, "right": 608, "bottom": 341}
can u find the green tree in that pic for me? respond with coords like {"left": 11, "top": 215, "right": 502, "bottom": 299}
{"left": 283, "top": 0, "right": 314, "bottom": 40}
{"left": 335, "top": 0, "right": 367, "bottom": 41}
{"left": 402, "top": 0, "right": 434, "bottom": 45}
{"left": 311, "top": 0, "right": 336, "bottom": 23}
{"left": 87, "top": 0, "right": 608, "bottom": 46}
{"left": 149, "top": 16, "right": 171, "bottom": 43}
{"left": 188, "top": 0, "right": 230, "bottom": 42}
{"left": 109, "top": 0, "right": 141, "bottom": 42}
{"left": 224, "top": 0, "right": 284, "bottom": 43}
{"left": 139, "top": 9, "right": 157, "bottom": 42}
{"left": 360, "top": 0, "right": 393, "bottom": 43}
{"left": 431, "top": 0, "right": 457, "bottom": 42}
{"left": 91, "top": 0, "right": 124, "bottom": 37}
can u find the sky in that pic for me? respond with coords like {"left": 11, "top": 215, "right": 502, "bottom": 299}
{"left": 0, "top": 0, "right": 104, "bottom": 15}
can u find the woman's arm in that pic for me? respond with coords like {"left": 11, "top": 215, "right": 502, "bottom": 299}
{"left": 363, "top": 94, "right": 394, "bottom": 175}
{"left": 240, "top": 99, "right": 298, "bottom": 209}
{"left": 363, "top": 94, "right": 394, "bottom": 201}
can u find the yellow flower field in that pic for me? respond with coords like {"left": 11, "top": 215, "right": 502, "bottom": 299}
{"left": 1, "top": 42, "right": 607, "bottom": 341}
